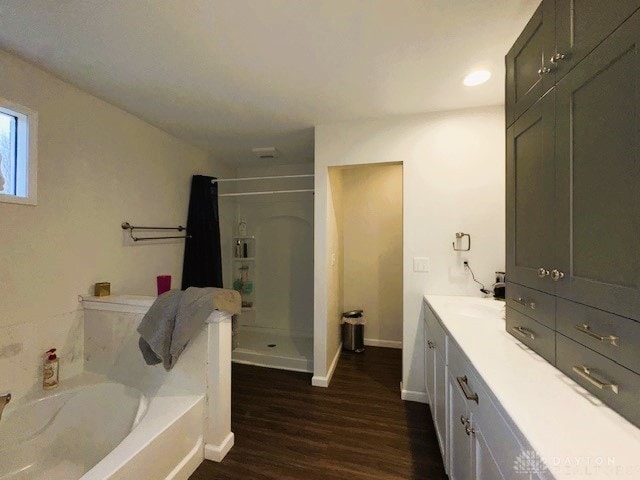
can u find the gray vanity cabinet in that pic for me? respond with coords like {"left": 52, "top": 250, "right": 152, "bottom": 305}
{"left": 506, "top": 91, "right": 557, "bottom": 294}
{"left": 554, "top": 9, "right": 640, "bottom": 320}
{"left": 505, "top": 1, "right": 555, "bottom": 126}
{"left": 553, "top": 0, "right": 640, "bottom": 81}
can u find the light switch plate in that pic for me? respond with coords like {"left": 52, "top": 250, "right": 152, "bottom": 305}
{"left": 413, "top": 257, "right": 430, "bottom": 272}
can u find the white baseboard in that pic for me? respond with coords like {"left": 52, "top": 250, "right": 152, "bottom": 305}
{"left": 166, "top": 435, "right": 204, "bottom": 480}
{"left": 312, "top": 346, "right": 341, "bottom": 388}
{"left": 401, "top": 389, "right": 429, "bottom": 403}
{"left": 364, "top": 338, "right": 402, "bottom": 349}
{"left": 204, "top": 432, "right": 235, "bottom": 462}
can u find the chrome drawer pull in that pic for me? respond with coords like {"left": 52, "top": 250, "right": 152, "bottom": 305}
{"left": 456, "top": 376, "right": 479, "bottom": 403}
{"left": 572, "top": 365, "right": 619, "bottom": 395}
{"left": 512, "top": 296, "right": 536, "bottom": 310}
{"left": 511, "top": 326, "right": 536, "bottom": 340}
{"left": 574, "top": 324, "right": 619, "bottom": 347}
{"left": 513, "top": 296, "right": 527, "bottom": 306}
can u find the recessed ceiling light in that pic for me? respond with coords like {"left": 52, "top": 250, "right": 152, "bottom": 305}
{"left": 463, "top": 70, "right": 491, "bottom": 87}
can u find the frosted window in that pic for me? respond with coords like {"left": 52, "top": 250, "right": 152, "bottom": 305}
{"left": 0, "top": 111, "right": 16, "bottom": 195}
{"left": 0, "top": 99, "right": 37, "bottom": 205}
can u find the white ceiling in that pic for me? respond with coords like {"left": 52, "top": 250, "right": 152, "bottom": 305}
{"left": 0, "top": 0, "right": 538, "bottom": 167}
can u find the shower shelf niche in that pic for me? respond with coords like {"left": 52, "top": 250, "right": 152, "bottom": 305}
{"left": 232, "top": 235, "right": 256, "bottom": 312}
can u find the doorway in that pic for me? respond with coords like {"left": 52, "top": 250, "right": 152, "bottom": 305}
{"left": 316, "top": 162, "right": 403, "bottom": 386}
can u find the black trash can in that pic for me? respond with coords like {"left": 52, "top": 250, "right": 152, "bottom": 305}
{"left": 341, "top": 309, "right": 365, "bottom": 353}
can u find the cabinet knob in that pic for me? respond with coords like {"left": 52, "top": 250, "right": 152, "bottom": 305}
{"left": 550, "top": 52, "right": 566, "bottom": 64}
{"left": 465, "top": 424, "right": 476, "bottom": 436}
{"left": 551, "top": 269, "right": 565, "bottom": 281}
{"left": 538, "top": 66, "right": 553, "bottom": 75}
{"left": 460, "top": 415, "right": 468, "bottom": 426}
{"left": 537, "top": 268, "right": 550, "bottom": 278}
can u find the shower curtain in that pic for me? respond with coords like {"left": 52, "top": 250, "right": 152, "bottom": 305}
{"left": 181, "top": 175, "right": 223, "bottom": 289}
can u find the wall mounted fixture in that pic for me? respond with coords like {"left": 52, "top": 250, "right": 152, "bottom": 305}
{"left": 121, "top": 222, "right": 191, "bottom": 242}
{"left": 453, "top": 232, "right": 471, "bottom": 251}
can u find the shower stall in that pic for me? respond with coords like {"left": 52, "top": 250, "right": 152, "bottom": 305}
{"left": 217, "top": 170, "right": 314, "bottom": 372}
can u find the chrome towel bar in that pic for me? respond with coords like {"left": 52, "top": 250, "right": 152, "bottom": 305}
{"left": 121, "top": 221, "right": 191, "bottom": 242}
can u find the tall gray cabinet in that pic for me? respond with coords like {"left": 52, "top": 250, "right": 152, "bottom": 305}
{"left": 506, "top": 0, "right": 640, "bottom": 428}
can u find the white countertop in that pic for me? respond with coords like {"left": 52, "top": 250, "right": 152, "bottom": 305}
{"left": 425, "top": 295, "right": 640, "bottom": 479}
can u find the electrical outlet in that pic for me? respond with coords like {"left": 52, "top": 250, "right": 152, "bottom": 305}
{"left": 413, "top": 257, "right": 430, "bottom": 272}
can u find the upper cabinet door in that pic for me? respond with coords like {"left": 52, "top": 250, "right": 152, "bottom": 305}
{"left": 555, "top": 10, "right": 640, "bottom": 320}
{"left": 506, "top": 0, "right": 556, "bottom": 126}
{"left": 553, "top": 0, "right": 640, "bottom": 81}
{"left": 506, "top": 91, "right": 557, "bottom": 293}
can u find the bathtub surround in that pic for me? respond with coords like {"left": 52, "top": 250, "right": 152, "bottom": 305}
{"left": 0, "top": 48, "right": 234, "bottom": 400}
{"left": 314, "top": 106, "right": 505, "bottom": 393}
{"left": 82, "top": 295, "right": 234, "bottom": 477}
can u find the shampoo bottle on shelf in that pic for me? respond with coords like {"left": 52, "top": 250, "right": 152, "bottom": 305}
{"left": 43, "top": 348, "right": 59, "bottom": 390}
{"left": 238, "top": 218, "right": 247, "bottom": 237}
{"left": 235, "top": 240, "right": 242, "bottom": 258}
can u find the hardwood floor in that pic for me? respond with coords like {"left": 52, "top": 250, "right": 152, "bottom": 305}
{"left": 191, "top": 347, "right": 447, "bottom": 479}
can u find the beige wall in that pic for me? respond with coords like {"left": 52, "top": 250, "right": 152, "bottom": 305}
{"left": 341, "top": 164, "right": 403, "bottom": 347}
{"left": 322, "top": 167, "right": 345, "bottom": 372}
{"left": 0, "top": 49, "right": 234, "bottom": 399}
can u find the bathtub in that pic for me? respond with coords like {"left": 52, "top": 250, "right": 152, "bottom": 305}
{"left": 0, "top": 378, "right": 204, "bottom": 480}
{"left": 0, "top": 382, "right": 146, "bottom": 479}
{"left": 0, "top": 295, "right": 232, "bottom": 480}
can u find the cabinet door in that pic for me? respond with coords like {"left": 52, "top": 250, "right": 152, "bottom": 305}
{"left": 555, "top": 10, "right": 640, "bottom": 320}
{"left": 424, "top": 320, "right": 435, "bottom": 407}
{"left": 554, "top": 0, "right": 640, "bottom": 81}
{"left": 506, "top": 0, "right": 555, "bottom": 126}
{"left": 434, "top": 349, "right": 447, "bottom": 465}
{"left": 448, "top": 374, "right": 473, "bottom": 480}
{"left": 474, "top": 428, "right": 504, "bottom": 480}
{"left": 506, "top": 91, "right": 557, "bottom": 293}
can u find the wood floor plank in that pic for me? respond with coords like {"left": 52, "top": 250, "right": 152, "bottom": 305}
{"left": 190, "top": 347, "right": 447, "bottom": 480}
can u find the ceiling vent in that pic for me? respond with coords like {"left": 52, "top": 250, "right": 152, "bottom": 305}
{"left": 251, "top": 147, "right": 281, "bottom": 159}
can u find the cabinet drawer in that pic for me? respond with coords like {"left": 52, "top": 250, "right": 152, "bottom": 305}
{"left": 506, "top": 282, "right": 556, "bottom": 329}
{"left": 425, "top": 302, "right": 447, "bottom": 357}
{"left": 556, "top": 334, "right": 640, "bottom": 429}
{"left": 447, "top": 339, "right": 482, "bottom": 415}
{"left": 557, "top": 299, "right": 640, "bottom": 375}
{"left": 506, "top": 307, "right": 556, "bottom": 365}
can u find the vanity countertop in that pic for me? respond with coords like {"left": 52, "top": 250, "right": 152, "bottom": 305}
{"left": 425, "top": 294, "right": 640, "bottom": 479}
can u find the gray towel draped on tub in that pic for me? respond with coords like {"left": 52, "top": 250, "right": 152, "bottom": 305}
{"left": 138, "top": 286, "right": 241, "bottom": 371}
